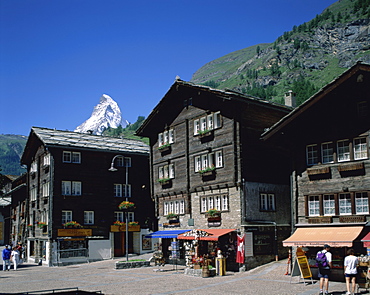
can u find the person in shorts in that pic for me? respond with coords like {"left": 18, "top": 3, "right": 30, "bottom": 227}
{"left": 344, "top": 248, "right": 358, "bottom": 295}
{"left": 317, "top": 244, "right": 332, "bottom": 295}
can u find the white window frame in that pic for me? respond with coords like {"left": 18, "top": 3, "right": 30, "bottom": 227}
{"left": 179, "top": 200, "right": 185, "bottom": 214}
{"left": 322, "top": 142, "right": 334, "bottom": 164}
{"left": 308, "top": 195, "right": 320, "bottom": 216}
{"left": 127, "top": 212, "right": 135, "bottom": 222}
{"left": 215, "top": 151, "right": 223, "bottom": 168}
{"left": 114, "top": 211, "right": 124, "bottom": 222}
{"left": 195, "top": 156, "right": 201, "bottom": 172}
{"left": 42, "top": 182, "right": 50, "bottom": 198}
{"left": 354, "top": 137, "right": 368, "bottom": 160}
{"left": 62, "top": 211, "right": 72, "bottom": 224}
{"left": 71, "top": 181, "right": 82, "bottom": 195}
{"left": 339, "top": 193, "right": 352, "bottom": 215}
{"left": 201, "top": 197, "right": 207, "bottom": 213}
{"left": 323, "top": 194, "right": 335, "bottom": 216}
{"left": 306, "top": 144, "right": 318, "bottom": 166}
{"left": 159, "top": 164, "right": 175, "bottom": 180}
{"left": 62, "top": 181, "right": 71, "bottom": 195}
{"left": 30, "top": 161, "right": 37, "bottom": 173}
{"left": 164, "top": 202, "right": 169, "bottom": 216}
{"left": 42, "top": 153, "right": 50, "bottom": 166}
{"left": 114, "top": 184, "right": 122, "bottom": 197}
{"left": 63, "top": 151, "right": 71, "bottom": 163}
{"left": 84, "top": 211, "right": 94, "bottom": 225}
{"left": 337, "top": 140, "right": 350, "bottom": 162}
{"left": 260, "top": 193, "right": 275, "bottom": 211}
{"left": 72, "top": 152, "right": 81, "bottom": 163}
{"left": 355, "top": 192, "right": 369, "bottom": 214}
{"left": 30, "top": 187, "right": 37, "bottom": 201}
{"left": 193, "top": 119, "right": 200, "bottom": 135}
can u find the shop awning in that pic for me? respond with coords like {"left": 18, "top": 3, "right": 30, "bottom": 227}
{"left": 177, "top": 229, "right": 236, "bottom": 241}
{"left": 145, "top": 230, "right": 190, "bottom": 239}
{"left": 283, "top": 226, "right": 364, "bottom": 247}
{"left": 361, "top": 232, "right": 370, "bottom": 247}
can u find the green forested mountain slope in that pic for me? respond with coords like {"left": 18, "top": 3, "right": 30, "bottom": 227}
{"left": 0, "top": 134, "right": 27, "bottom": 175}
{"left": 191, "top": 0, "right": 370, "bottom": 106}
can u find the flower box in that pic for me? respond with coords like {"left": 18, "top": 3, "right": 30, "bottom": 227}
{"left": 118, "top": 201, "right": 135, "bottom": 210}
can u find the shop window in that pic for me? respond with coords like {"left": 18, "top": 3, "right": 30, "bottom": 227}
{"left": 308, "top": 195, "right": 320, "bottom": 216}
{"left": 306, "top": 145, "right": 318, "bottom": 166}
{"left": 322, "top": 142, "right": 334, "bottom": 164}
{"left": 339, "top": 193, "right": 352, "bottom": 215}
{"left": 355, "top": 192, "right": 369, "bottom": 214}
{"left": 323, "top": 194, "right": 335, "bottom": 216}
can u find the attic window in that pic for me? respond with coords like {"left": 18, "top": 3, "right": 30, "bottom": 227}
{"left": 357, "top": 101, "right": 368, "bottom": 118}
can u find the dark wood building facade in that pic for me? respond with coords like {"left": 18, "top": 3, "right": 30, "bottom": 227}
{"left": 262, "top": 62, "right": 370, "bottom": 277}
{"left": 20, "top": 127, "right": 154, "bottom": 266}
{"left": 137, "top": 79, "right": 293, "bottom": 269}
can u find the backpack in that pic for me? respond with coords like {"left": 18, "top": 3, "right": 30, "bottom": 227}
{"left": 316, "top": 251, "right": 328, "bottom": 267}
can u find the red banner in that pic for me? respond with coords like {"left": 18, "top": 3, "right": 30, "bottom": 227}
{"left": 236, "top": 234, "right": 245, "bottom": 263}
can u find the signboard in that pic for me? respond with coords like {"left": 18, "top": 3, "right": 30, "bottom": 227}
{"left": 297, "top": 255, "right": 312, "bottom": 279}
{"left": 58, "top": 229, "right": 92, "bottom": 237}
{"left": 245, "top": 232, "right": 253, "bottom": 257}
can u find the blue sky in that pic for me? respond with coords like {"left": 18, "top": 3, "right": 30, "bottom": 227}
{"left": 0, "top": 0, "right": 337, "bottom": 136}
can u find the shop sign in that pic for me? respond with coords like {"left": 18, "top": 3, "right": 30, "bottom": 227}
{"left": 58, "top": 229, "right": 92, "bottom": 237}
{"left": 208, "top": 221, "right": 221, "bottom": 227}
{"left": 339, "top": 216, "right": 365, "bottom": 223}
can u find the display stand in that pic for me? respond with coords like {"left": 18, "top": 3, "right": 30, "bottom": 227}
{"left": 357, "top": 264, "right": 370, "bottom": 293}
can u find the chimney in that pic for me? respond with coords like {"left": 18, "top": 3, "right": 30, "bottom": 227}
{"left": 285, "top": 90, "right": 296, "bottom": 107}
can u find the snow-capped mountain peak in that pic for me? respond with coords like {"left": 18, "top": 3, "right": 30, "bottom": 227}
{"left": 75, "top": 94, "right": 128, "bottom": 135}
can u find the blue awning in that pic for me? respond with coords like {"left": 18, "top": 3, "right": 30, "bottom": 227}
{"left": 145, "top": 230, "right": 190, "bottom": 239}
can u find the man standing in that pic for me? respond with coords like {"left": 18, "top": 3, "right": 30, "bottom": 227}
{"left": 2, "top": 245, "right": 11, "bottom": 271}
{"left": 317, "top": 244, "right": 332, "bottom": 295}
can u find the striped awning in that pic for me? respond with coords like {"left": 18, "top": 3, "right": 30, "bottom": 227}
{"left": 283, "top": 226, "right": 364, "bottom": 247}
{"left": 177, "top": 229, "right": 236, "bottom": 241}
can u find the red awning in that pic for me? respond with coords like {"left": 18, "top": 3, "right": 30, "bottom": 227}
{"left": 361, "top": 232, "right": 370, "bottom": 247}
{"left": 177, "top": 229, "right": 236, "bottom": 241}
{"left": 283, "top": 226, "right": 364, "bottom": 247}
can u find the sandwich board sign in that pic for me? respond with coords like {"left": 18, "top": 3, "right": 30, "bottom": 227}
{"left": 290, "top": 247, "right": 313, "bottom": 284}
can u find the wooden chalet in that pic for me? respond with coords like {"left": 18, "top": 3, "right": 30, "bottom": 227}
{"left": 20, "top": 127, "right": 154, "bottom": 266}
{"left": 136, "top": 78, "right": 293, "bottom": 269}
{"left": 261, "top": 62, "right": 370, "bottom": 279}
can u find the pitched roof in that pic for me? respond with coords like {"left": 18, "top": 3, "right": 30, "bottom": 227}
{"left": 31, "top": 127, "right": 149, "bottom": 155}
{"left": 261, "top": 62, "right": 370, "bottom": 141}
{"left": 136, "top": 79, "right": 292, "bottom": 136}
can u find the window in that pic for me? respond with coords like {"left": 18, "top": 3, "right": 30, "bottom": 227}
{"left": 62, "top": 181, "right": 81, "bottom": 196}
{"left": 193, "top": 111, "right": 222, "bottom": 135}
{"left": 323, "top": 194, "right": 335, "bottom": 216}
{"left": 339, "top": 193, "right": 352, "bottom": 215}
{"left": 158, "top": 129, "right": 174, "bottom": 147}
{"left": 195, "top": 151, "right": 223, "bottom": 172}
{"left": 114, "top": 211, "right": 124, "bottom": 222}
{"left": 306, "top": 145, "right": 318, "bottom": 165}
{"left": 358, "top": 101, "right": 368, "bottom": 118}
{"left": 30, "top": 161, "right": 37, "bottom": 174}
{"left": 260, "top": 193, "right": 275, "bottom": 211}
{"left": 158, "top": 164, "right": 175, "bottom": 180}
{"left": 355, "top": 192, "right": 369, "bottom": 214}
{"left": 42, "top": 153, "right": 50, "bottom": 166}
{"left": 63, "top": 151, "right": 81, "bottom": 163}
{"left": 322, "top": 142, "right": 334, "bottom": 164}
{"left": 127, "top": 212, "right": 134, "bottom": 222}
{"left": 84, "top": 211, "right": 94, "bottom": 225}
{"left": 337, "top": 140, "right": 350, "bottom": 162}
{"left": 30, "top": 187, "right": 37, "bottom": 201}
{"left": 308, "top": 195, "right": 319, "bottom": 216}
{"left": 42, "top": 182, "right": 50, "bottom": 197}
{"left": 164, "top": 200, "right": 185, "bottom": 215}
{"left": 62, "top": 211, "right": 72, "bottom": 224}
{"left": 200, "top": 195, "right": 229, "bottom": 213}
{"left": 354, "top": 137, "right": 368, "bottom": 160}
{"left": 113, "top": 184, "right": 131, "bottom": 197}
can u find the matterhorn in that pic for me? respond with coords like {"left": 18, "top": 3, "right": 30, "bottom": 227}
{"left": 75, "top": 94, "right": 129, "bottom": 135}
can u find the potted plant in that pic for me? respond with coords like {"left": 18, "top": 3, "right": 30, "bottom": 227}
{"left": 27, "top": 224, "right": 33, "bottom": 229}
{"left": 157, "top": 178, "right": 171, "bottom": 185}
{"left": 113, "top": 220, "right": 125, "bottom": 226}
{"left": 128, "top": 221, "right": 139, "bottom": 226}
{"left": 63, "top": 221, "right": 82, "bottom": 228}
{"left": 206, "top": 209, "right": 221, "bottom": 221}
{"left": 166, "top": 213, "right": 178, "bottom": 220}
{"left": 37, "top": 222, "right": 47, "bottom": 229}
{"left": 118, "top": 201, "right": 135, "bottom": 210}
{"left": 199, "top": 165, "right": 216, "bottom": 176}
{"left": 158, "top": 143, "right": 171, "bottom": 151}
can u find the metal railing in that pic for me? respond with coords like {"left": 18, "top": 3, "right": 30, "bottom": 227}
{"left": 58, "top": 248, "right": 88, "bottom": 259}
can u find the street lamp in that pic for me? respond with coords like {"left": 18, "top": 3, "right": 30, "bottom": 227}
{"left": 109, "top": 154, "right": 129, "bottom": 262}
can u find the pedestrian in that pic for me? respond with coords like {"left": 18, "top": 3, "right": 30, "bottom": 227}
{"left": 344, "top": 248, "right": 358, "bottom": 295}
{"left": 11, "top": 246, "right": 20, "bottom": 270}
{"left": 2, "top": 245, "right": 11, "bottom": 271}
{"left": 316, "top": 244, "right": 332, "bottom": 295}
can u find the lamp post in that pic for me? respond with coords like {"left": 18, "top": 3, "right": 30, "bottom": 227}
{"left": 109, "top": 155, "right": 129, "bottom": 262}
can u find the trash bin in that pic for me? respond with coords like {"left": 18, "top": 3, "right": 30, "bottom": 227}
{"left": 216, "top": 257, "right": 226, "bottom": 276}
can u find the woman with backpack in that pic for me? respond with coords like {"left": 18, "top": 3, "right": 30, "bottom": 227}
{"left": 344, "top": 248, "right": 358, "bottom": 295}
{"left": 317, "top": 244, "right": 332, "bottom": 295}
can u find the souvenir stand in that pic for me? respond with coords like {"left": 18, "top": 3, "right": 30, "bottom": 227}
{"left": 177, "top": 228, "right": 237, "bottom": 276}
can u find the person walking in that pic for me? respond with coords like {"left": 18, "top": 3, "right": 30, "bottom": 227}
{"left": 11, "top": 246, "right": 20, "bottom": 270}
{"left": 317, "top": 244, "right": 332, "bottom": 295}
{"left": 344, "top": 248, "right": 358, "bottom": 295}
{"left": 2, "top": 245, "right": 11, "bottom": 271}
